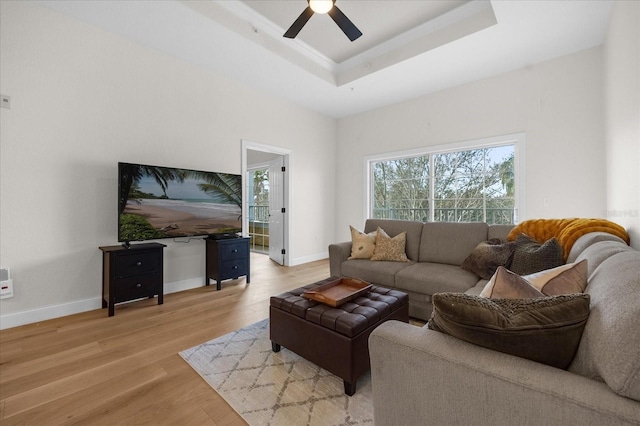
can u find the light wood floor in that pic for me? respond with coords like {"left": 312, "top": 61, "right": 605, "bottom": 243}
{"left": 0, "top": 253, "right": 331, "bottom": 425}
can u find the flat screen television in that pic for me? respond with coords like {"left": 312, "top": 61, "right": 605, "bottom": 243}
{"left": 118, "top": 162, "right": 242, "bottom": 243}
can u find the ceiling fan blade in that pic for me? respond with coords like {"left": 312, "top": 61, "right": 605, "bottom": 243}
{"left": 328, "top": 5, "right": 362, "bottom": 41}
{"left": 283, "top": 6, "right": 314, "bottom": 38}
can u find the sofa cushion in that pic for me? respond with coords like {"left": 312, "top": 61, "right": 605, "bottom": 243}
{"left": 341, "top": 259, "right": 410, "bottom": 288}
{"left": 428, "top": 292, "right": 591, "bottom": 369}
{"left": 419, "top": 222, "right": 489, "bottom": 265}
{"left": 567, "top": 231, "right": 627, "bottom": 263}
{"left": 396, "top": 262, "right": 479, "bottom": 295}
{"left": 488, "top": 224, "right": 514, "bottom": 241}
{"left": 524, "top": 259, "right": 588, "bottom": 295}
{"left": 348, "top": 225, "right": 377, "bottom": 259}
{"left": 479, "top": 266, "right": 545, "bottom": 298}
{"left": 569, "top": 250, "right": 640, "bottom": 401}
{"left": 461, "top": 238, "right": 515, "bottom": 279}
{"left": 371, "top": 228, "right": 409, "bottom": 262}
{"left": 364, "top": 219, "right": 423, "bottom": 261}
{"left": 464, "top": 280, "right": 488, "bottom": 296}
{"left": 575, "top": 240, "right": 634, "bottom": 278}
{"left": 509, "top": 234, "right": 564, "bottom": 275}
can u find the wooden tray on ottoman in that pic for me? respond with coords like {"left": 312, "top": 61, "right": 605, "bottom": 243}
{"left": 302, "top": 277, "right": 372, "bottom": 307}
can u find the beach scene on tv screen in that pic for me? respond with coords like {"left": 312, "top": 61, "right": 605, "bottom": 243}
{"left": 119, "top": 164, "right": 242, "bottom": 241}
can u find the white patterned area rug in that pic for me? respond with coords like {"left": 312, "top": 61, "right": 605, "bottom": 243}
{"left": 179, "top": 319, "right": 374, "bottom": 426}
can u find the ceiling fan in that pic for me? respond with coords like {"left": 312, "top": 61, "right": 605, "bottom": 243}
{"left": 284, "top": 0, "right": 362, "bottom": 42}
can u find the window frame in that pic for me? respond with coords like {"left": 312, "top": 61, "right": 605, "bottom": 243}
{"left": 364, "top": 132, "right": 526, "bottom": 224}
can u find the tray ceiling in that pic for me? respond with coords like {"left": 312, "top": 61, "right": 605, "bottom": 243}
{"left": 33, "top": 0, "right": 614, "bottom": 118}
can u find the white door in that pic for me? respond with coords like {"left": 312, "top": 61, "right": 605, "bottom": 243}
{"left": 268, "top": 156, "right": 285, "bottom": 265}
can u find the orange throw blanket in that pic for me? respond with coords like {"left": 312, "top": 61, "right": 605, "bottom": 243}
{"left": 507, "top": 218, "right": 630, "bottom": 261}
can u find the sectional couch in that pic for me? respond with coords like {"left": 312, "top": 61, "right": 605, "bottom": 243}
{"left": 368, "top": 231, "right": 640, "bottom": 425}
{"left": 329, "top": 219, "right": 514, "bottom": 320}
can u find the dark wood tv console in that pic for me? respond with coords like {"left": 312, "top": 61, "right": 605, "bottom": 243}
{"left": 205, "top": 237, "right": 250, "bottom": 290}
{"left": 99, "top": 243, "right": 166, "bottom": 316}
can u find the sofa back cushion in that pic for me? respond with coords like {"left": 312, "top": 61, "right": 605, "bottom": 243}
{"left": 575, "top": 240, "right": 634, "bottom": 278}
{"left": 364, "top": 219, "right": 423, "bottom": 261}
{"left": 568, "top": 250, "right": 640, "bottom": 401}
{"left": 487, "top": 224, "right": 514, "bottom": 241}
{"left": 567, "top": 232, "right": 627, "bottom": 263}
{"left": 419, "top": 222, "right": 488, "bottom": 265}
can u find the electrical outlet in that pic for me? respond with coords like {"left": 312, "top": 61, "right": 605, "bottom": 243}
{"left": 1, "top": 95, "right": 11, "bottom": 109}
{"left": 0, "top": 279, "right": 14, "bottom": 299}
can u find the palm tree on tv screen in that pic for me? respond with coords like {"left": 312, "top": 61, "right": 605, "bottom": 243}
{"left": 119, "top": 164, "right": 186, "bottom": 215}
{"left": 195, "top": 171, "right": 242, "bottom": 208}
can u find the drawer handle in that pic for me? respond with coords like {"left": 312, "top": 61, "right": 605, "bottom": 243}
{"left": 232, "top": 266, "right": 238, "bottom": 270}
{"left": 232, "top": 249, "right": 238, "bottom": 253}
{"left": 136, "top": 261, "right": 142, "bottom": 266}
{"left": 136, "top": 283, "right": 142, "bottom": 288}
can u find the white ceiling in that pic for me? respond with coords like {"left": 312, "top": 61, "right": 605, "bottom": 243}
{"left": 35, "top": 0, "right": 614, "bottom": 118}
{"left": 241, "top": 0, "right": 471, "bottom": 63}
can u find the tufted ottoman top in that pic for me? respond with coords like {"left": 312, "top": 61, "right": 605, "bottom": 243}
{"left": 270, "top": 277, "right": 408, "bottom": 338}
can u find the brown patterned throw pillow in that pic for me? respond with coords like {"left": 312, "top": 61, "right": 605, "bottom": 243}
{"left": 370, "top": 227, "right": 409, "bottom": 262}
{"left": 461, "top": 238, "right": 516, "bottom": 279}
{"left": 510, "top": 234, "right": 564, "bottom": 275}
{"left": 428, "top": 292, "right": 590, "bottom": 369}
{"left": 348, "top": 225, "right": 377, "bottom": 259}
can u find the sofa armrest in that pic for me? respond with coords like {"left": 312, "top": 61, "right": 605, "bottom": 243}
{"left": 369, "top": 321, "right": 640, "bottom": 426}
{"left": 328, "top": 241, "right": 351, "bottom": 277}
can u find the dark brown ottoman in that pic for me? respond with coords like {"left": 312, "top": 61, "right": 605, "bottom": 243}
{"left": 269, "top": 277, "right": 409, "bottom": 396}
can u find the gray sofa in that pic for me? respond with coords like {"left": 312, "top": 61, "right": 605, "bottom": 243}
{"left": 329, "top": 219, "right": 514, "bottom": 321}
{"left": 369, "top": 231, "right": 640, "bottom": 425}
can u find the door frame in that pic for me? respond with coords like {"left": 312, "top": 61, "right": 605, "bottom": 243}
{"left": 241, "top": 139, "right": 291, "bottom": 266}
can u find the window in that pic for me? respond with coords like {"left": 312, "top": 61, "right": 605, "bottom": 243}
{"left": 367, "top": 133, "right": 524, "bottom": 225}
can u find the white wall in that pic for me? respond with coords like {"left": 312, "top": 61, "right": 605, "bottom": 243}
{"left": 0, "top": 1, "right": 335, "bottom": 328}
{"left": 604, "top": 0, "right": 640, "bottom": 250}
{"left": 335, "top": 47, "right": 606, "bottom": 241}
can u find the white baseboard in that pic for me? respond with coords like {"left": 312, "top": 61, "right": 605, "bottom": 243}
{"left": 0, "top": 277, "right": 208, "bottom": 330}
{"left": 164, "top": 277, "right": 206, "bottom": 294}
{"left": 290, "top": 252, "right": 328, "bottom": 266}
{"left": 0, "top": 298, "right": 103, "bottom": 330}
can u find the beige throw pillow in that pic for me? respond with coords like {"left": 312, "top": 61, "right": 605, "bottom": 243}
{"left": 461, "top": 238, "right": 516, "bottom": 279}
{"left": 371, "top": 227, "right": 409, "bottom": 262}
{"left": 524, "top": 259, "right": 588, "bottom": 295}
{"left": 348, "top": 226, "right": 377, "bottom": 259}
{"left": 480, "top": 266, "right": 545, "bottom": 299}
{"left": 480, "top": 260, "right": 589, "bottom": 299}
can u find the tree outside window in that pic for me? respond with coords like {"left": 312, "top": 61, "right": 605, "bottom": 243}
{"left": 371, "top": 144, "right": 515, "bottom": 224}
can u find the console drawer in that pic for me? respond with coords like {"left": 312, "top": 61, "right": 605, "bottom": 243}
{"left": 114, "top": 273, "right": 161, "bottom": 303}
{"left": 219, "top": 258, "right": 249, "bottom": 278}
{"left": 115, "top": 250, "right": 161, "bottom": 277}
{"left": 220, "top": 241, "right": 249, "bottom": 261}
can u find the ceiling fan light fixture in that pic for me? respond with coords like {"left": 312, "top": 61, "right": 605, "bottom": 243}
{"left": 308, "top": 0, "right": 333, "bottom": 14}
{"left": 285, "top": 0, "right": 361, "bottom": 42}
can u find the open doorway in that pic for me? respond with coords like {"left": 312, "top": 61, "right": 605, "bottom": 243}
{"left": 247, "top": 165, "right": 269, "bottom": 254}
{"left": 242, "top": 140, "right": 291, "bottom": 266}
